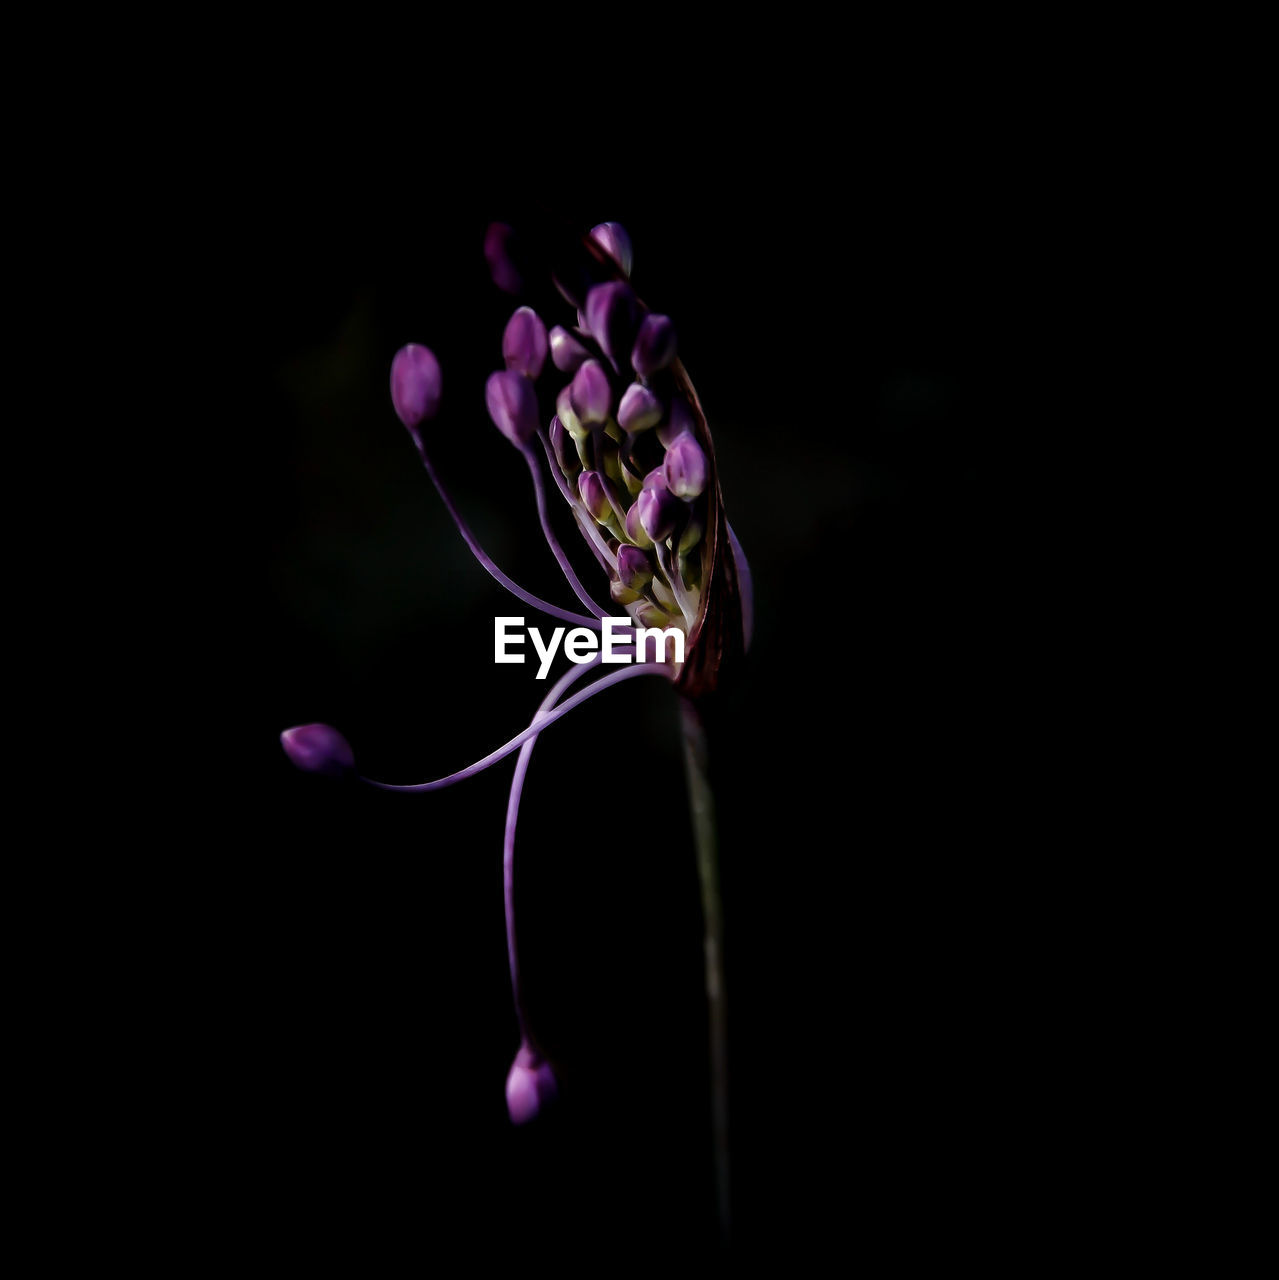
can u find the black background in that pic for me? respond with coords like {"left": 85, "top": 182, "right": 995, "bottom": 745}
{"left": 157, "top": 119, "right": 1058, "bottom": 1263}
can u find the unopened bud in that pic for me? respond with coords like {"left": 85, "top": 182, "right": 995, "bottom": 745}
{"left": 280, "top": 724, "right": 355, "bottom": 778}
{"left": 618, "top": 382, "right": 663, "bottom": 433}
{"left": 486, "top": 370, "right": 539, "bottom": 446}
{"left": 636, "top": 479, "right": 683, "bottom": 543}
{"left": 390, "top": 344, "right": 442, "bottom": 430}
{"left": 657, "top": 397, "right": 696, "bottom": 448}
{"left": 549, "top": 325, "right": 592, "bottom": 375}
{"left": 584, "top": 281, "right": 639, "bottom": 367}
{"left": 550, "top": 417, "right": 580, "bottom": 476}
{"left": 631, "top": 313, "right": 677, "bottom": 378}
{"left": 484, "top": 222, "right": 523, "bottom": 295}
{"left": 578, "top": 469, "right": 612, "bottom": 523}
{"left": 662, "top": 432, "right": 707, "bottom": 499}
{"left": 502, "top": 307, "right": 548, "bottom": 379}
{"left": 556, "top": 386, "right": 586, "bottom": 440}
{"left": 570, "top": 359, "right": 612, "bottom": 426}
{"left": 616, "top": 544, "right": 654, "bottom": 591}
{"left": 506, "top": 1042, "right": 558, "bottom": 1125}
{"left": 589, "top": 221, "right": 634, "bottom": 276}
{"left": 624, "top": 500, "right": 653, "bottom": 548}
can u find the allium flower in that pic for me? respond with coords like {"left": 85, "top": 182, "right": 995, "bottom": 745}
{"left": 282, "top": 217, "right": 752, "bottom": 1237}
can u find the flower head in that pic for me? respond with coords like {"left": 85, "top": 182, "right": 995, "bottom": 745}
{"left": 283, "top": 216, "right": 753, "bottom": 1141}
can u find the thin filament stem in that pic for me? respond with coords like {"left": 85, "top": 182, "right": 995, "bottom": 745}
{"left": 520, "top": 445, "right": 608, "bottom": 619}
{"left": 537, "top": 430, "right": 618, "bottom": 570}
{"left": 504, "top": 656, "right": 604, "bottom": 1040}
{"left": 654, "top": 541, "right": 700, "bottom": 630}
{"left": 363, "top": 663, "right": 671, "bottom": 792}
{"left": 413, "top": 440, "right": 600, "bottom": 630}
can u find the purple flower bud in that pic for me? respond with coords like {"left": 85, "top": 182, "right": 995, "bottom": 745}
{"left": 506, "top": 1043, "right": 558, "bottom": 1125}
{"left": 485, "top": 370, "right": 539, "bottom": 446}
{"left": 657, "top": 396, "right": 696, "bottom": 447}
{"left": 550, "top": 417, "right": 580, "bottom": 476}
{"left": 636, "top": 480, "right": 683, "bottom": 543}
{"left": 589, "top": 221, "right": 633, "bottom": 276}
{"left": 502, "top": 307, "right": 548, "bottom": 379}
{"left": 624, "top": 500, "right": 653, "bottom": 548}
{"left": 281, "top": 724, "right": 355, "bottom": 778}
{"left": 618, "top": 382, "right": 663, "bottom": 434}
{"left": 631, "top": 314, "right": 677, "bottom": 379}
{"left": 552, "top": 388, "right": 581, "bottom": 442}
{"left": 484, "top": 222, "right": 523, "bottom": 294}
{"left": 584, "top": 281, "right": 639, "bottom": 367}
{"left": 549, "top": 325, "right": 592, "bottom": 374}
{"left": 663, "top": 432, "right": 707, "bottom": 499}
{"left": 390, "top": 344, "right": 442, "bottom": 431}
{"left": 616, "top": 544, "right": 654, "bottom": 591}
{"left": 578, "top": 469, "right": 612, "bottom": 522}
{"left": 570, "top": 359, "right": 612, "bottom": 426}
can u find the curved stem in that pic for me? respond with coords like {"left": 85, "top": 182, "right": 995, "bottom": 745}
{"left": 520, "top": 445, "right": 608, "bottom": 619}
{"left": 504, "top": 657, "right": 604, "bottom": 1040}
{"left": 654, "top": 541, "right": 700, "bottom": 631}
{"left": 362, "top": 663, "right": 671, "bottom": 792}
{"left": 413, "top": 440, "right": 600, "bottom": 630}
{"left": 572, "top": 507, "right": 614, "bottom": 574}
{"left": 679, "top": 694, "right": 729, "bottom": 1244}
{"left": 537, "top": 430, "right": 618, "bottom": 571}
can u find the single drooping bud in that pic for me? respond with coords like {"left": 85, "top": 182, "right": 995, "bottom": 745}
{"left": 618, "top": 382, "right": 663, "bottom": 434}
{"left": 390, "top": 344, "right": 443, "bottom": 431}
{"left": 486, "top": 370, "right": 539, "bottom": 446}
{"left": 281, "top": 724, "right": 355, "bottom": 778}
{"left": 502, "top": 307, "right": 548, "bottom": 379}
{"left": 636, "top": 477, "right": 684, "bottom": 542}
{"left": 624, "top": 500, "right": 653, "bottom": 548}
{"left": 616, "top": 544, "right": 654, "bottom": 591}
{"left": 631, "top": 313, "right": 677, "bottom": 379}
{"left": 549, "top": 325, "right": 592, "bottom": 374}
{"left": 590, "top": 222, "right": 633, "bottom": 276}
{"left": 663, "top": 431, "right": 708, "bottom": 499}
{"left": 570, "top": 359, "right": 612, "bottom": 426}
{"left": 484, "top": 222, "right": 523, "bottom": 294}
{"left": 657, "top": 396, "right": 695, "bottom": 448}
{"left": 578, "top": 469, "right": 612, "bottom": 523}
{"left": 584, "top": 281, "right": 639, "bottom": 367}
{"left": 506, "top": 1042, "right": 558, "bottom": 1125}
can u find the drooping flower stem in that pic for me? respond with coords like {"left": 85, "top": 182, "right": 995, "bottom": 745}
{"left": 504, "top": 655, "right": 616, "bottom": 1035}
{"left": 413, "top": 440, "right": 601, "bottom": 630}
{"left": 363, "top": 664, "right": 671, "bottom": 792}
{"left": 679, "top": 694, "right": 730, "bottom": 1243}
{"left": 519, "top": 444, "right": 608, "bottom": 619}
{"left": 535, "top": 430, "right": 618, "bottom": 571}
